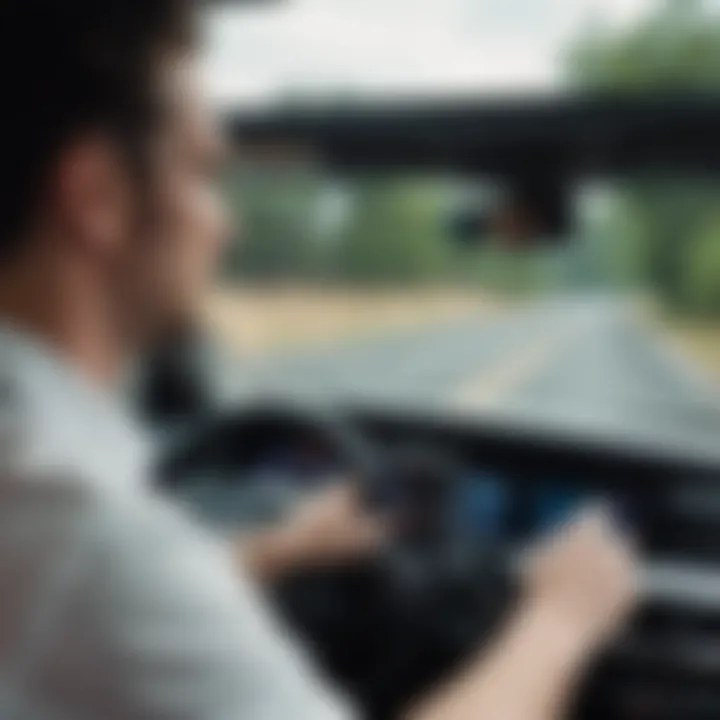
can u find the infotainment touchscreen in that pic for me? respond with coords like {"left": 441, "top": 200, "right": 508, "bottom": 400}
{"left": 451, "top": 473, "right": 629, "bottom": 543}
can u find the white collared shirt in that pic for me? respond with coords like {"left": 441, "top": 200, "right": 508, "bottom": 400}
{"left": 0, "top": 326, "right": 351, "bottom": 719}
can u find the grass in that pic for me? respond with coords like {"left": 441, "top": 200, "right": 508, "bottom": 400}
{"left": 639, "top": 299, "right": 720, "bottom": 383}
{"left": 662, "top": 319, "right": 720, "bottom": 382}
{"left": 204, "top": 284, "right": 503, "bottom": 357}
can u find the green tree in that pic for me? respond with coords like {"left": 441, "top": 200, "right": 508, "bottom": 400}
{"left": 568, "top": 0, "right": 720, "bottom": 315}
{"left": 680, "top": 215, "right": 720, "bottom": 316}
{"left": 338, "top": 176, "right": 453, "bottom": 285}
{"left": 224, "top": 165, "right": 327, "bottom": 282}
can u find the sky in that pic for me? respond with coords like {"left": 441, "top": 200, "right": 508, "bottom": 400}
{"left": 203, "top": 0, "right": 659, "bottom": 108}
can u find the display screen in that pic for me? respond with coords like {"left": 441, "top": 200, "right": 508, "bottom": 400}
{"left": 452, "top": 474, "right": 509, "bottom": 538}
{"left": 530, "top": 485, "right": 589, "bottom": 533}
{"left": 450, "top": 473, "right": 623, "bottom": 543}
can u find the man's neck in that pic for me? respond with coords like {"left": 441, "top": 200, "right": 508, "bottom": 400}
{"left": 0, "top": 253, "right": 128, "bottom": 388}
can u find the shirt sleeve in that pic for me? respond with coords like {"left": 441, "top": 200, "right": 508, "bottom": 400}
{"left": 85, "top": 490, "right": 355, "bottom": 720}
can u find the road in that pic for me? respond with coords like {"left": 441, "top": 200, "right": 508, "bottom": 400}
{"left": 230, "top": 296, "right": 720, "bottom": 454}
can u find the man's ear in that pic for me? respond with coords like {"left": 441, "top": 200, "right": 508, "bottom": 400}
{"left": 51, "top": 135, "right": 134, "bottom": 255}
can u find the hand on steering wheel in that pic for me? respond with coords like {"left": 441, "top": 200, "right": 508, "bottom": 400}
{"left": 280, "top": 483, "right": 389, "bottom": 570}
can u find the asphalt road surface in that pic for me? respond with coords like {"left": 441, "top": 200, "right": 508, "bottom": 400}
{"left": 231, "top": 295, "right": 720, "bottom": 454}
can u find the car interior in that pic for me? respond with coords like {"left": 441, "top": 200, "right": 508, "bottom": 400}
{"left": 138, "top": 93, "right": 720, "bottom": 719}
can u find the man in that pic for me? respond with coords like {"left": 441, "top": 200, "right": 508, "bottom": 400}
{"left": 0, "top": 1, "right": 636, "bottom": 718}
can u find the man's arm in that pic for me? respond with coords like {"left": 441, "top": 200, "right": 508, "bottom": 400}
{"left": 408, "top": 510, "right": 636, "bottom": 720}
{"left": 54, "top": 491, "right": 632, "bottom": 720}
{"left": 236, "top": 490, "right": 635, "bottom": 718}
{"left": 14, "top": 484, "right": 351, "bottom": 720}
{"left": 410, "top": 602, "right": 590, "bottom": 720}
{"left": 238, "top": 484, "right": 387, "bottom": 583}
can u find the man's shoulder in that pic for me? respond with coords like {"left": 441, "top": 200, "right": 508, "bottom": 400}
{"left": 0, "top": 465, "right": 154, "bottom": 558}
{"left": 0, "top": 329, "right": 152, "bottom": 493}
{"left": 0, "top": 462, "right": 353, "bottom": 720}
{"left": 0, "top": 463, "right": 239, "bottom": 636}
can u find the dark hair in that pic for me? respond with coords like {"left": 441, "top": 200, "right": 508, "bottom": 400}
{"left": 0, "top": 0, "right": 197, "bottom": 257}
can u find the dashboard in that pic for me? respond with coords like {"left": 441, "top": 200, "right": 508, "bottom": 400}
{"left": 170, "top": 437, "right": 623, "bottom": 546}
{"left": 159, "top": 403, "right": 720, "bottom": 719}
{"left": 164, "top": 409, "right": 710, "bottom": 564}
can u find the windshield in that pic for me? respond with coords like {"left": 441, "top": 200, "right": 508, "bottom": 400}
{"left": 202, "top": 0, "right": 720, "bottom": 453}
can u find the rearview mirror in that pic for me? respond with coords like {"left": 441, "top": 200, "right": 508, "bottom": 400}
{"left": 449, "top": 177, "right": 572, "bottom": 251}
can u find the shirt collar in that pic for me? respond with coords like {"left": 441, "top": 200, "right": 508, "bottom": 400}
{"left": 0, "top": 325, "right": 151, "bottom": 490}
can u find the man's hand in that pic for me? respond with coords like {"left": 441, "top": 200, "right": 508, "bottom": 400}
{"left": 523, "top": 506, "right": 638, "bottom": 658}
{"left": 410, "top": 507, "right": 637, "bottom": 720}
{"left": 282, "top": 484, "right": 387, "bottom": 569}
{"left": 239, "top": 484, "right": 387, "bottom": 583}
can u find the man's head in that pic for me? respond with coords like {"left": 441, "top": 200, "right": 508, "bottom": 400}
{"left": 0, "top": 0, "right": 229, "bottom": 358}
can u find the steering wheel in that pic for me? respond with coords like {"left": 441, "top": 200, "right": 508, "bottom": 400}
{"left": 157, "top": 402, "right": 515, "bottom": 716}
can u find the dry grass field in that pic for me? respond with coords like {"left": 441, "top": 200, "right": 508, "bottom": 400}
{"left": 663, "top": 320, "right": 720, "bottom": 383}
{"left": 204, "top": 285, "right": 502, "bottom": 357}
{"left": 639, "top": 299, "right": 720, "bottom": 383}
